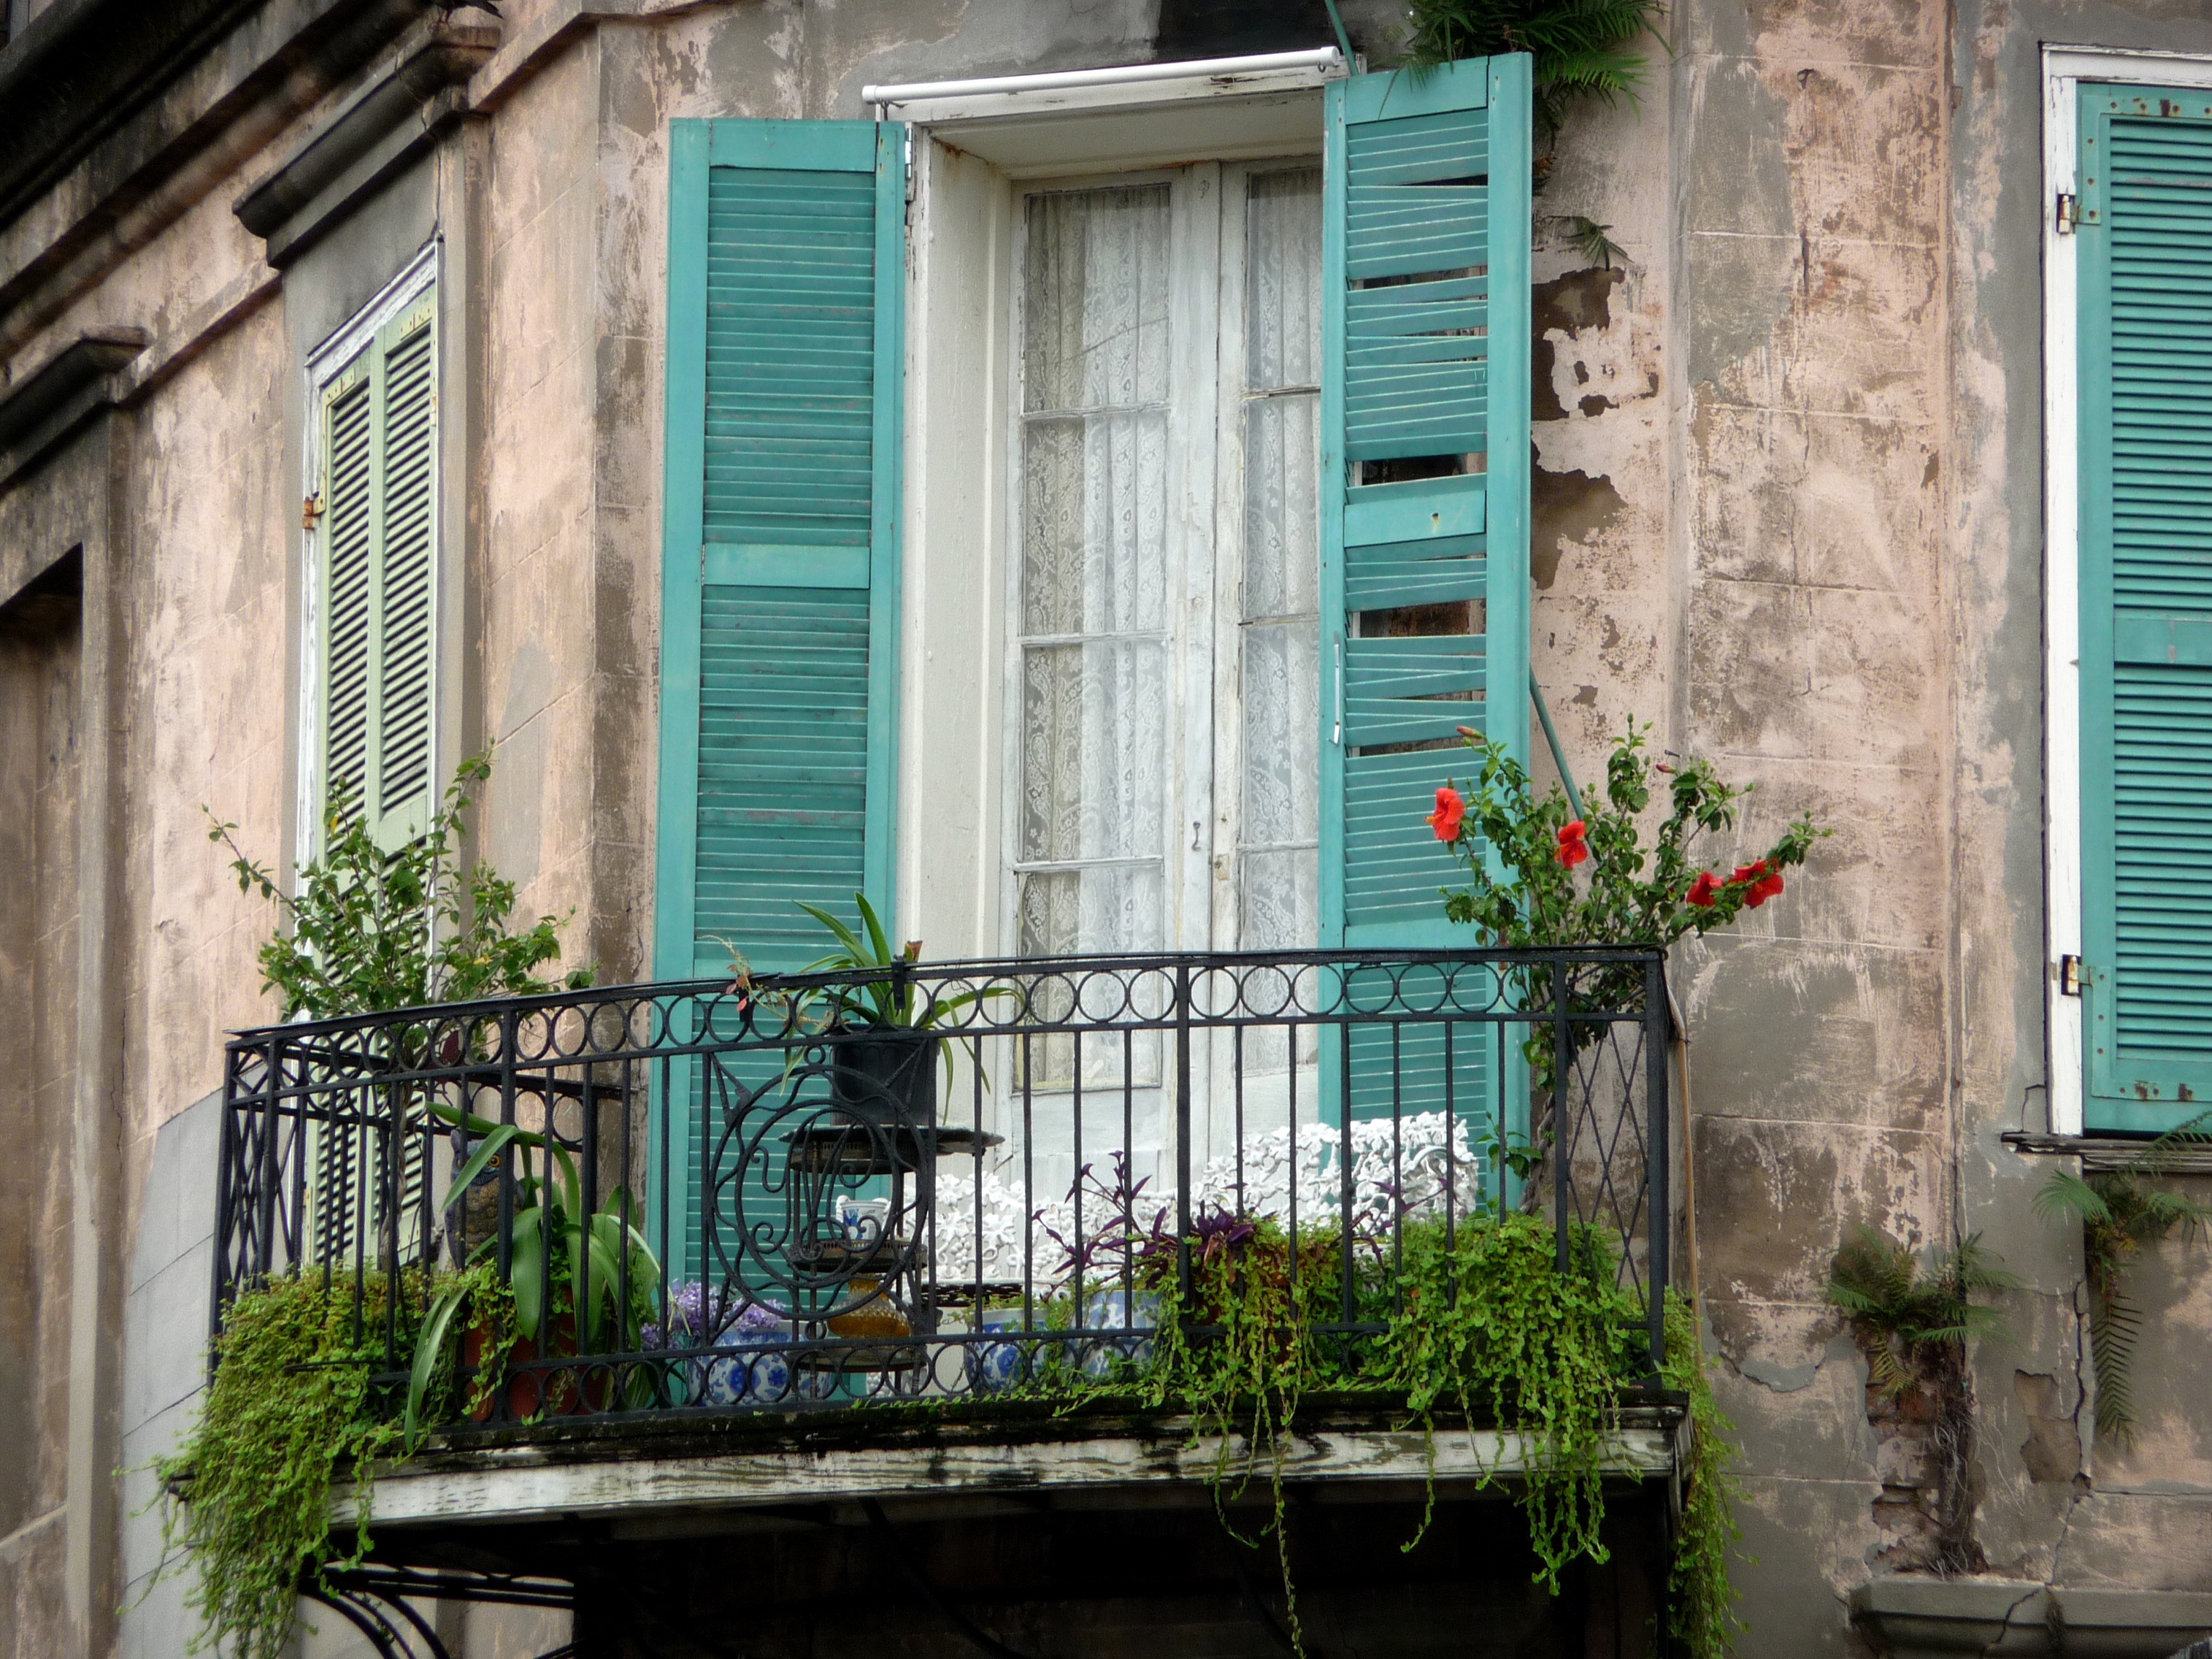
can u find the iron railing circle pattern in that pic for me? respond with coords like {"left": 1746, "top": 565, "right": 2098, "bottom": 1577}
{"left": 210, "top": 947, "right": 1672, "bottom": 1431}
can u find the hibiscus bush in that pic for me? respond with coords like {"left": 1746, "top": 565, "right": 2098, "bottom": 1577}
{"left": 1431, "top": 722, "right": 1823, "bottom": 950}
{"left": 1429, "top": 723, "right": 1824, "bottom": 1083}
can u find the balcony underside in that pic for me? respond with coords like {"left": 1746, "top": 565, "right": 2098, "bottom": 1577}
{"left": 342, "top": 1400, "right": 1686, "bottom": 1536}
{"left": 334, "top": 1403, "right": 1688, "bottom": 1659}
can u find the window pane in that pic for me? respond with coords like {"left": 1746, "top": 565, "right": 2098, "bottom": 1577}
{"left": 1018, "top": 185, "right": 1174, "bottom": 963}
{"left": 1023, "top": 186, "right": 1172, "bottom": 413}
{"left": 1245, "top": 168, "right": 1323, "bottom": 390}
{"left": 1021, "top": 413, "right": 1169, "bottom": 639}
{"left": 1019, "top": 640, "right": 1167, "bottom": 867}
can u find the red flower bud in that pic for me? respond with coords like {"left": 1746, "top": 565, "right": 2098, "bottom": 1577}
{"left": 1427, "top": 786, "right": 1466, "bottom": 843}
{"left": 1686, "top": 871, "right": 1720, "bottom": 908}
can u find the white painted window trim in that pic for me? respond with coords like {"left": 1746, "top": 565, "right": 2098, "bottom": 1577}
{"left": 2042, "top": 47, "right": 2212, "bottom": 1134}
{"left": 865, "top": 47, "right": 1345, "bottom": 123}
{"left": 293, "top": 240, "right": 440, "bottom": 878}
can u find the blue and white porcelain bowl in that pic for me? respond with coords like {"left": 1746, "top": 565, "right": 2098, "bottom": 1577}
{"left": 1078, "top": 1287, "right": 1160, "bottom": 1379}
{"left": 702, "top": 1343, "right": 793, "bottom": 1406}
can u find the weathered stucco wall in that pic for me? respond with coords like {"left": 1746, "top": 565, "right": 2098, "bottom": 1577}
{"left": 1527, "top": 0, "right": 2212, "bottom": 1648}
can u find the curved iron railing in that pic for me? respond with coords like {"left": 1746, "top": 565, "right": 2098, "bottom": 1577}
{"left": 211, "top": 948, "right": 1673, "bottom": 1427}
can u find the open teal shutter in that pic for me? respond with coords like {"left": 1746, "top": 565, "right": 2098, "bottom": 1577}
{"left": 1319, "top": 55, "right": 1531, "bottom": 1126}
{"left": 655, "top": 119, "right": 905, "bottom": 1277}
{"left": 2079, "top": 86, "right": 2212, "bottom": 1130}
{"left": 655, "top": 119, "right": 905, "bottom": 984}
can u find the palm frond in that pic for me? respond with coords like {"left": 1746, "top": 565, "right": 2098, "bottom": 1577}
{"left": 2089, "top": 1285, "right": 2143, "bottom": 1445}
{"left": 2034, "top": 1167, "right": 2111, "bottom": 1225}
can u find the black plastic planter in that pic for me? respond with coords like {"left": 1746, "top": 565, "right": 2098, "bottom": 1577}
{"left": 826, "top": 1027, "right": 938, "bottom": 1128}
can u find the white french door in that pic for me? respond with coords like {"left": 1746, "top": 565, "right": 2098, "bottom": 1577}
{"left": 1006, "top": 161, "right": 1323, "bottom": 968}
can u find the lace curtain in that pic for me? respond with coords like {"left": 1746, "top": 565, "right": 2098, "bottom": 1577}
{"left": 1014, "top": 172, "right": 1321, "bottom": 963}
{"left": 1016, "top": 185, "right": 1172, "bottom": 959}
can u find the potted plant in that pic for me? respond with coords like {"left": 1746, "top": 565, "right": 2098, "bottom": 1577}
{"left": 789, "top": 894, "right": 993, "bottom": 1130}
{"left": 407, "top": 1109, "right": 661, "bottom": 1437}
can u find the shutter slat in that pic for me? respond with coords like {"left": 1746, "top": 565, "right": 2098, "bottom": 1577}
{"left": 323, "top": 378, "right": 375, "bottom": 815}
{"left": 702, "top": 165, "right": 880, "bottom": 551}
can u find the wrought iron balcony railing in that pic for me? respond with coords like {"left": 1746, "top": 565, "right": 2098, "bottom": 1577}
{"left": 212, "top": 948, "right": 1673, "bottom": 1430}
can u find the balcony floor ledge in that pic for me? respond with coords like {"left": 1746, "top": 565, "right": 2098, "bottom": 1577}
{"left": 335, "top": 1398, "right": 1686, "bottom": 1532}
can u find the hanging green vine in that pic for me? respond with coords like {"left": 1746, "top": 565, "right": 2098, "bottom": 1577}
{"left": 1029, "top": 1211, "right": 1731, "bottom": 1653}
{"left": 1379, "top": 1214, "right": 1642, "bottom": 1581}
{"left": 155, "top": 1265, "right": 515, "bottom": 1659}
{"left": 1662, "top": 1293, "right": 1746, "bottom": 1658}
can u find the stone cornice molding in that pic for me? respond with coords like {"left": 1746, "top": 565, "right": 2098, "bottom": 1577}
{"left": 0, "top": 326, "right": 145, "bottom": 486}
{"left": 233, "top": 18, "right": 500, "bottom": 265}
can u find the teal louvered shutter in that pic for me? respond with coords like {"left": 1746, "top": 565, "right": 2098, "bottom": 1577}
{"left": 656, "top": 119, "right": 903, "bottom": 986}
{"left": 656, "top": 120, "right": 905, "bottom": 1277}
{"left": 2078, "top": 86, "right": 2212, "bottom": 1131}
{"left": 319, "top": 282, "right": 439, "bottom": 852}
{"left": 1319, "top": 55, "right": 1532, "bottom": 1124}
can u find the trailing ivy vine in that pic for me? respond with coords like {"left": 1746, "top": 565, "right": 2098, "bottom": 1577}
{"left": 1018, "top": 1211, "right": 1738, "bottom": 1655}
{"left": 1662, "top": 1293, "right": 1745, "bottom": 1657}
{"left": 155, "top": 1267, "right": 513, "bottom": 1659}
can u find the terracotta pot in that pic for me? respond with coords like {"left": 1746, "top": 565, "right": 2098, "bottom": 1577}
{"left": 463, "top": 1310, "right": 611, "bottom": 1419}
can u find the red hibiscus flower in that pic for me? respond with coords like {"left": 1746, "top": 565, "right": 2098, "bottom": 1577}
{"left": 1686, "top": 870, "right": 1721, "bottom": 908}
{"left": 1729, "top": 859, "right": 1786, "bottom": 908}
{"left": 1428, "top": 786, "right": 1466, "bottom": 843}
{"left": 1556, "top": 819, "right": 1590, "bottom": 869}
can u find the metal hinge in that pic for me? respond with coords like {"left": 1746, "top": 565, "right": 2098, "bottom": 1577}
{"left": 2055, "top": 193, "right": 2079, "bottom": 234}
{"left": 302, "top": 494, "right": 323, "bottom": 530}
{"left": 2059, "top": 954, "right": 2084, "bottom": 997}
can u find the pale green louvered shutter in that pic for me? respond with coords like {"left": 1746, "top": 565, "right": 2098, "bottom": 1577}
{"left": 1320, "top": 55, "right": 1532, "bottom": 1123}
{"left": 655, "top": 120, "right": 905, "bottom": 1276}
{"left": 319, "top": 282, "right": 439, "bottom": 851}
{"left": 2078, "top": 86, "right": 2212, "bottom": 1130}
{"left": 312, "top": 277, "right": 439, "bottom": 1258}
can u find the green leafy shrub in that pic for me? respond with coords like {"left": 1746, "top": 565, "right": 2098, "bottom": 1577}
{"left": 208, "top": 752, "right": 591, "bottom": 1022}
{"left": 166, "top": 754, "right": 588, "bottom": 1655}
